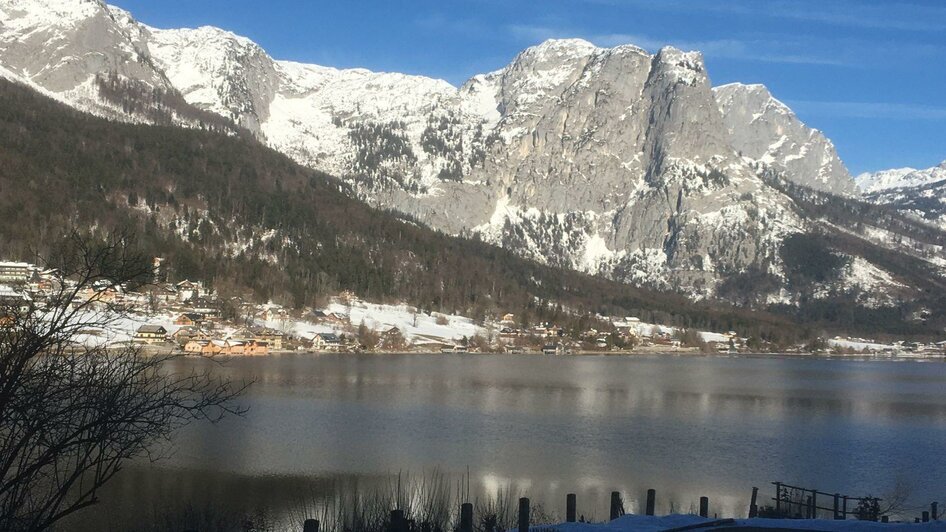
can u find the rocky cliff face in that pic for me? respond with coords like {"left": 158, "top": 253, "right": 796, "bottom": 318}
{"left": 5, "top": 0, "right": 932, "bottom": 307}
{"left": 714, "top": 83, "right": 855, "bottom": 196}
{"left": 0, "top": 0, "right": 173, "bottom": 117}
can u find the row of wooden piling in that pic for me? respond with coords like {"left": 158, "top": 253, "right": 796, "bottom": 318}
{"left": 298, "top": 489, "right": 937, "bottom": 531}
{"left": 300, "top": 488, "right": 706, "bottom": 532}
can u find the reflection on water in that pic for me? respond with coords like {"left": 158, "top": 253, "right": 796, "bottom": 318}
{"left": 70, "top": 354, "right": 946, "bottom": 529}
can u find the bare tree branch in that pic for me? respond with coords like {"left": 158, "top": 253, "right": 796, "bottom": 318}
{"left": 0, "top": 229, "right": 247, "bottom": 531}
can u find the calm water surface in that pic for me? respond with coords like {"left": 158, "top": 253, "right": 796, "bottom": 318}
{"left": 76, "top": 353, "right": 946, "bottom": 529}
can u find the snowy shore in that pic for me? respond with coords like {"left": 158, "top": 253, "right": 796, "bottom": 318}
{"left": 536, "top": 514, "right": 944, "bottom": 531}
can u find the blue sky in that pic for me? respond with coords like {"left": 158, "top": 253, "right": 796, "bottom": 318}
{"left": 113, "top": 0, "right": 946, "bottom": 174}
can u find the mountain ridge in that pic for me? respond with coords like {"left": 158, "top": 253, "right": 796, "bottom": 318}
{"left": 856, "top": 161, "right": 946, "bottom": 230}
{"left": 2, "top": 0, "right": 944, "bottom": 315}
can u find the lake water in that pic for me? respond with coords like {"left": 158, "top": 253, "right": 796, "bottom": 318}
{"left": 72, "top": 353, "right": 946, "bottom": 530}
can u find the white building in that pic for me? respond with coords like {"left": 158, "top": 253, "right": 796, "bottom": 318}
{"left": 0, "top": 262, "right": 33, "bottom": 284}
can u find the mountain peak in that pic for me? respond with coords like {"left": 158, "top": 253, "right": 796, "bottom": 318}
{"left": 148, "top": 24, "right": 260, "bottom": 50}
{"left": 714, "top": 82, "right": 793, "bottom": 117}
{"left": 0, "top": 0, "right": 105, "bottom": 30}
{"left": 529, "top": 38, "right": 598, "bottom": 55}
{"left": 715, "top": 82, "right": 855, "bottom": 195}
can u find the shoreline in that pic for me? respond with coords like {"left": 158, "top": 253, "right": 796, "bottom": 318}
{"left": 137, "top": 346, "right": 946, "bottom": 362}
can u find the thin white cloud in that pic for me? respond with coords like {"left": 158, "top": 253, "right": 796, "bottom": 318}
{"left": 505, "top": 26, "right": 848, "bottom": 66}
{"left": 587, "top": 0, "right": 946, "bottom": 32}
{"left": 589, "top": 33, "right": 847, "bottom": 66}
{"left": 788, "top": 100, "right": 946, "bottom": 120}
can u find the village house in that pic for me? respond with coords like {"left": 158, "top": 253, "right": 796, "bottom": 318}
{"left": 226, "top": 340, "right": 247, "bottom": 355}
{"left": 27, "top": 272, "right": 57, "bottom": 294}
{"left": 183, "top": 340, "right": 209, "bottom": 354}
{"left": 175, "top": 280, "right": 202, "bottom": 303}
{"left": 76, "top": 281, "right": 124, "bottom": 306}
{"left": 0, "top": 286, "right": 31, "bottom": 324}
{"left": 377, "top": 326, "right": 406, "bottom": 350}
{"left": 596, "top": 334, "right": 609, "bottom": 349}
{"left": 258, "top": 306, "right": 288, "bottom": 323}
{"left": 242, "top": 340, "right": 269, "bottom": 355}
{"left": 188, "top": 298, "right": 221, "bottom": 319}
{"left": 148, "top": 285, "right": 178, "bottom": 305}
{"left": 233, "top": 325, "right": 285, "bottom": 350}
{"left": 134, "top": 325, "right": 167, "bottom": 345}
{"left": 188, "top": 338, "right": 269, "bottom": 356}
{"left": 172, "top": 326, "right": 210, "bottom": 346}
{"left": 498, "top": 327, "right": 521, "bottom": 345}
{"left": 311, "top": 332, "right": 343, "bottom": 351}
{"left": 0, "top": 262, "right": 33, "bottom": 284}
{"left": 542, "top": 343, "right": 564, "bottom": 355}
{"left": 323, "top": 312, "right": 348, "bottom": 324}
{"left": 174, "top": 312, "right": 205, "bottom": 327}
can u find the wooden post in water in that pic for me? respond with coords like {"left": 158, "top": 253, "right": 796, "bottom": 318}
{"left": 932, "top": 502, "right": 938, "bottom": 520}
{"left": 833, "top": 494, "right": 840, "bottom": 520}
{"left": 566, "top": 493, "right": 577, "bottom": 523}
{"left": 518, "top": 497, "right": 530, "bottom": 532}
{"left": 923, "top": 511, "right": 930, "bottom": 523}
{"left": 805, "top": 496, "right": 812, "bottom": 519}
{"left": 749, "top": 487, "right": 759, "bottom": 518}
{"left": 811, "top": 492, "right": 817, "bottom": 519}
{"left": 303, "top": 519, "right": 320, "bottom": 532}
{"left": 699, "top": 497, "right": 709, "bottom": 518}
{"left": 460, "top": 503, "right": 473, "bottom": 532}
{"left": 774, "top": 482, "right": 782, "bottom": 516}
{"left": 610, "top": 491, "right": 622, "bottom": 520}
{"left": 645, "top": 489, "right": 656, "bottom": 516}
{"left": 842, "top": 496, "right": 848, "bottom": 520}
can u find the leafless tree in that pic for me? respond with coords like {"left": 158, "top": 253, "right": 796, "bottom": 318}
{"left": 0, "top": 231, "right": 247, "bottom": 531}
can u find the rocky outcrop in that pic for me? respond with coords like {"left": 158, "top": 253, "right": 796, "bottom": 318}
{"left": 714, "top": 83, "right": 855, "bottom": 196}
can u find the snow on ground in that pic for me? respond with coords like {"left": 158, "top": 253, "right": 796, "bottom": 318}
{"left": 828, "top": 338, "right": 896, "bottom": 352}
{"left": 71, "top": 309, "right": 182, "bottom": 347}
{"left": 323, "top": 298, "right": 483, "bottom": 343}
{"left": 259, "top": 315, "right": 334, "bottom": 342}
{"left": 542, "top": 514, "right": 942, "bottom": 531}
{"left": 258, "top": 297, "right": 486, "bottom": 344}
{"left": 611, "top": 317, "right": 731, "bottom": 344}
{"left": 698, "top": 331, "right": 731, "bottom": 343}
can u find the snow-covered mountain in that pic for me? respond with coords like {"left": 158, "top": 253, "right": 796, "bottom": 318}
{"left": 2, "top": 0, "right": 940, "bottom": 307}
{"left": 856, "top": 161, "right": 946, "bottom": 229}
{"left": 856, "top": 161, "right": 946, "bottom": 194}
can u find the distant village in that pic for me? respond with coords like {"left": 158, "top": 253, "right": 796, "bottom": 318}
{"left": 1, "top": 259, "right": 944, "bottom": 358}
